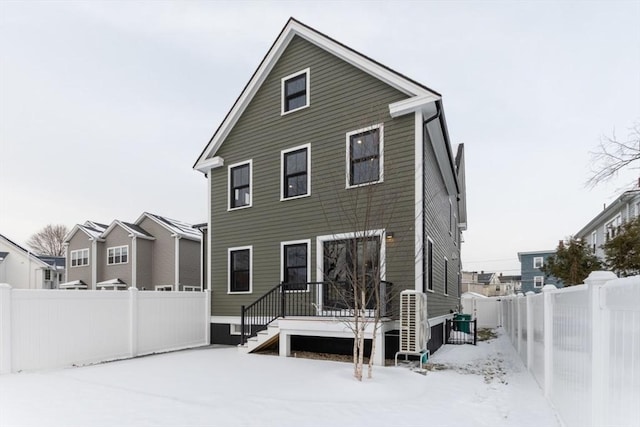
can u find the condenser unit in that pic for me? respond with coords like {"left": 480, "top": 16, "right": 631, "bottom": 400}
{"left": 396, "top": 290, "right": 430, "bottom": 368}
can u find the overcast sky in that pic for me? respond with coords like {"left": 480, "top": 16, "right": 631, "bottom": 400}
{"left": 1, "top": 1, "right": 639, "bottom": 275}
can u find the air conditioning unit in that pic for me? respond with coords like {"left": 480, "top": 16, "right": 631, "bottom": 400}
{"left": 399, "top": 290, "right": 429, "bottom": 353}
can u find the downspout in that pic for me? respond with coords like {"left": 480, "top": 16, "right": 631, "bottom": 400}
{"left": 91, "top": 239, "right": 98, "bottom": 290}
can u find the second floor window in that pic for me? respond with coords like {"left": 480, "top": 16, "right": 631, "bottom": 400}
{"left": 534, "top": 276, "right": 544, "bottom": 288}
{"left": 533, "top": 257, "right": 543, "bottom": 269}
{"left": 347, "top": 124, "right": 383, "bottom": 187}
{"left": 107, "top": 246, "right": 128, "bottom": 265}
{"left": 282, "top": 145, "right": 310, "bottom": 199}
{"left": 229, "top": 161, "right": 252, "bottom": 209}
{"left": 70, "top": 248, "right": 89, "bottom": 267}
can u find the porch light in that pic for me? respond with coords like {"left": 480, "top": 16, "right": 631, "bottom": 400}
{"left": 386, "top": 232, "right": 394, "bottom": 239}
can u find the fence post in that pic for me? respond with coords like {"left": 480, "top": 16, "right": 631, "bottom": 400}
{"left": 542, "top": 284, "right": 557, "bottom": 399}
{"left": 0, "top": 284, "right": 11, "bottom": 374}
{"left": 516, "top": 293, "right": 523, "bottom": 355}
{"left": 204, "top": 290, "right": 211, "bottom": 345}
{"left": 525, "top": 291, "right": 535, "bottom": 372}
{"left": 585, "top": 270, "right": 616, "bottom": 427}
{"left": 129, "top": 287, "right": 138, "bottom": 358}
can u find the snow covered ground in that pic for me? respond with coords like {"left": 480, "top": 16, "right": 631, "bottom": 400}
{"left": 0, "top": 329, "right": 560, "bottom": 427}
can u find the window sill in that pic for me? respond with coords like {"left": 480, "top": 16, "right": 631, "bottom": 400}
{"left": 227, "top": 291, "right": 252, "bottom": 295}
{"left": 281, "top": 104, "right": 309, "bottom": 116}
{"left": 280, "top": 193, "right": 310, "bottom": 202}
{"left": 228, "top": 205, "right": 252, "bottom": 212}
{"left": 346, "top": 179, "right": 383, "bottom": 190}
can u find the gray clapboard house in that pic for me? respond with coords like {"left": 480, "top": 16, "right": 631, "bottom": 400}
{"left": 193, "top": 18, "right": 467, "bottom": 358}
{"left": 63, "top": 213, "right": 201, "bottom": 291}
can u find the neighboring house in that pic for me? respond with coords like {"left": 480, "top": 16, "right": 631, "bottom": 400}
{"left": 63, "top": 213, "right": 202, "bottom": 291}
{"left": 575, "top": 188, "right": 640, "bottom": 261}
{"left": 193, "top": 18, "right": 467, "bottom": 357}
{"left": 461, "top": 271, "right": 518, "bottom": 296}
{"left": 0, "top": 233, "right": 65, "bottom": 289}
{"left": 518, "top": 251, "right": 562, "bottom": 293}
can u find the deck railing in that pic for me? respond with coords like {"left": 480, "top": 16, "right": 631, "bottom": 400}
{"left": 240, "top": 280, "right": 393, "bottom": 345}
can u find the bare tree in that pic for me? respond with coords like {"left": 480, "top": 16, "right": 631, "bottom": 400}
{"left": 587, "top": 122, "right": 640, "bottom": 188}
{"left": 27, "top": 224, "right": 68, "bottom": 256}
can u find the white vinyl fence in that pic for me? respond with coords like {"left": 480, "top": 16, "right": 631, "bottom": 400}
{"left": 461, "top": 294, "right": 502, "bottom": 328}
{"left": 0, "top": 284, "right": 211, "bottom": 374}
{"left": 501, "top": 272, "right": 640, "bottom": 427}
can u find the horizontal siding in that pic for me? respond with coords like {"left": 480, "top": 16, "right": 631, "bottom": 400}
{"left": 66, "top": 233, "right": 92, "bottom": 286}
{"left": 423, "top": 121, "right": 461, "bottom": 317}
{"left": 209, "top": 36, "right": 416, "bottom": 317}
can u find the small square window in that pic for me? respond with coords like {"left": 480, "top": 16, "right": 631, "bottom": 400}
{"left": 346, "top": 124, "right": 384, "bottom": 188}
{"left": 281, "top": 144, "right": 310, "bottom": 200}
{"left": 281, "top": 69, "right": 310, "bottom": 114}
{"left": 228, "top": 161, "right": 252, "bottom": 210}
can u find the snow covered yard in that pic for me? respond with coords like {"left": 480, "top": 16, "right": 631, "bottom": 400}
{"left": 0, "top": 329, "right": 559, "bottom": 427}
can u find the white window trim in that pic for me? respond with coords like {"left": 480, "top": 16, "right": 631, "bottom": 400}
{"left": 280, "top": 143, "right": 311, "bottom": 201}
{"left": 345, "top": 123, "right": 384, "bottom": 189}
{"left": 155, "top": 285, "right": 173, "bottom": 291}
{"left": 107, "top": 245, "right": 129, "bottom": 265}
{"left": 534, "top": 276, "right": 544, "bottom": 288}
{"left": 280, "top": 239, "right": 312, "bottom": 292}
{"left": 227, "top": 160, "right": 253, "bottom": 211}
{"left": 281, "top": 68, "right": 310, "bottom": 116}
{"left": 70, "top": 248, "right": 89, "bottom": 268}
{"left": 533, "top": 256, "right": 543, "bottom": 269}
{"left": 228, "top": 245, "right": 253, "bottom": 294}
{"left": 426, "top": 237, "right": 434, "bottom": 293}
{"left": 315, "top": 230, "right": 386, "bottom": 282}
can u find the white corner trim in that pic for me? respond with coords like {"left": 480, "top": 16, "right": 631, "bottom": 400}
{"left": 414, "top": 111, "right": 424, "bottom": 292}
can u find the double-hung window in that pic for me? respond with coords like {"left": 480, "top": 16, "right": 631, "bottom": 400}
{"left": 533, "top": 257, "right": 543, "bottom": 269}
{"left": 229, "top": 246, "right": 252, "bottom": 293}
{"left": 281, "top": 68, "right": 310, "bottom": 114}
{"left": 229, "top": 160, "right": 252, "bottom": 210}
{"left": 534, "top": 276, "right": 544, "bottom": 288}
{"left": 426, "top": 239, "right": 434, "bottom": 292}
{"left": 281, "top": 144, "right": 310, "bottom": 200}
{"left": 70, "top": 248, "right": 89, "bottom": 267}
{"left": 281, "top": 240, "right": 310, "bottom": 291}
{"left": 346, "top": 124, "right": 383, "bottom": 187}
{"left": 107, "top": 246, "right": 128, "bottom": 265}
{"left": 444, "top": 258, "right": 449, "bottom": 295}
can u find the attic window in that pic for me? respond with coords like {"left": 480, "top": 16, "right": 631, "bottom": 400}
{"left": 282, "top": 68, "right": 309, "bottom": 114}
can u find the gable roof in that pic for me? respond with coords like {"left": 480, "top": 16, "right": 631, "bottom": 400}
{"left": 135, "top": 212, "right": 202, "bottom": 241}
{"left": 101, "top": 220, "right": 155, "bottom": 240}
{"left": 0, "top": 233, "right": 53, "bottom": 268}
{"left": 64, "top": 223, "right": 106, "bottom": 243}
{"left": 193, "top": 17, "right": 441, "bottom": 171}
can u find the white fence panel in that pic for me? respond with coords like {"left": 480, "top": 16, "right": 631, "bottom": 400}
{"left": 496, "top": 272, "right": 640, "bottom": 427}
{"left": 0, "top": 285, "right": 210, "bottom": 374}
{"left": 517, "top": 296, "right": 527, "bottom": 364}
{"left": 137, "top": 290, "right": 209, "bottom": 355}
{"left": 476, "top": 298, "right": 501, "bottom": 328}
{"left": 551, "top": 285, "right": 591, "bottom": 427}
{"left": 604, "top": 276, "right": 640, "bottom": 427}
{"left": 11, "top": 290, "right": 131, "bottom": 372}
{"left": 530, "top": 293, "right": 545, "bottom": 388}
